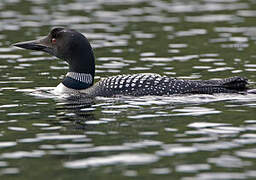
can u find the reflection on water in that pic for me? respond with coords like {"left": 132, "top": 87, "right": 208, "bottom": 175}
{"left": 64, "top": 153, "right": 159, "bottom": 169}
{"left": 1, "top": 0, "right": 256, "bottom": 179}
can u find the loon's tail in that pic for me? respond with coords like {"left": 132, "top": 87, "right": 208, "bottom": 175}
{"left": 191, "top": 76, "right": 248, "bottom": 94}
{"left": 221, "top": 76, "right": 248, "bottom": 90}
{"left": 196, "top": 76, "right": 248, "bottom": 90}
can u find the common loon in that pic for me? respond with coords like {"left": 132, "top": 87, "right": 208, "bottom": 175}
{"left": 13, "top": 27, "right": 249, "bottom": 97}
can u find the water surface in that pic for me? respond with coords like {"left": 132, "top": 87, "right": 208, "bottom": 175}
{"left": 1, "top": 0, "right": 256, "bottom": 179}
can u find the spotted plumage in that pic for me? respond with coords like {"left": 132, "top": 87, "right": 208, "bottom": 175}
{"left": 83, "top": 73, "right": 248, "bottom": 97}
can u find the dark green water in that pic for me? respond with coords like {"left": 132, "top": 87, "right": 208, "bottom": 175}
{"left": 1, "top": 0, "right": 256, "bottom": 179}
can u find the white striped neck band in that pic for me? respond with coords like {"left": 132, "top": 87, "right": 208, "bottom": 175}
{"left": 66, "top": 72, "right": 93, "bottom": 84}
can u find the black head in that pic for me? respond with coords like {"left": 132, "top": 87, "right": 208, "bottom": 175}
{"left": 13, "top": 27, "right": 95, "bottom": 75}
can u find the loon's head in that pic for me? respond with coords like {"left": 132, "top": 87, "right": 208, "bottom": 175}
{"left": 13, "top": 27, "right": 95, "bottom": 76}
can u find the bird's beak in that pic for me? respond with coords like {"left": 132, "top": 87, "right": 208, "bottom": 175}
{"left": 13, "top": 36, "right": 54, "bottom": 55}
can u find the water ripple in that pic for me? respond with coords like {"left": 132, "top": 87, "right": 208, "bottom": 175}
{"left": 1, "top": 0, "right": 256, "bottom": 179}
{"left": 64, "top": 153, "right": 159, "bottom": 169}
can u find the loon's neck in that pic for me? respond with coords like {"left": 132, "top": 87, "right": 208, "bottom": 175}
{"left": 62, "top": 72, "right": 93, "bottom": 90}
{"left": 63, "top": 36, "right": 95, "bottom": 90}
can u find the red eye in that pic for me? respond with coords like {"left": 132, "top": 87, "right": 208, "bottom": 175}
{"left": 52, "top": 38, "right": 57, "bottom": 44}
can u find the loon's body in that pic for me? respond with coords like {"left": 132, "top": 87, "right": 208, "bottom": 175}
{"left": 13, "top": 28, "right": 248, "bottom": 97}
{"left": 54, "top": 72, "right": 247, "bottom": 97}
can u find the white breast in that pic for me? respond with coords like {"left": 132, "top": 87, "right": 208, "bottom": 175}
{"left": 52, "top": 83, "right": 77, "bottom": 95}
